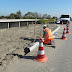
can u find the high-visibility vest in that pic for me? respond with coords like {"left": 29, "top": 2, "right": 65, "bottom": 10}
{"left": 43, "top": 28, "right": 53, "bottom": 40}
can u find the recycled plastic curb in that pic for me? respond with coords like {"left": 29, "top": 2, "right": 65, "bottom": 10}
{"left": 24, "top": 25, "right": 60, "bottom": 55}
{"left": 52, "top": 25, "right": 60, "bottom": 34}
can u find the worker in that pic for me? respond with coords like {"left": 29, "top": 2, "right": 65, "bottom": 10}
{"left": 43, "top": 25, "right": 54, "bottom": 45}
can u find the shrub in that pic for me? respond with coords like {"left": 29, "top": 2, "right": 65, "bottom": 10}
{"left": 49, "top": 19, "right": 54, "bottom": 23}
{"left": 37, "top": 19, "right": 48, "bottom": 24}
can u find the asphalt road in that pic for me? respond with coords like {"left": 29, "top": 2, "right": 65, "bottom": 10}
{"left": 3, "top": 22, "right": 72, "bottom": 72}
{"left": 48, "top": 22, "right": 72, "bottom": 72}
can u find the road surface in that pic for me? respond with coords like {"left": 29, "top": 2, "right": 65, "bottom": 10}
{"left": 48, "top": 22, "right": 72, "bottom": 72}
{"left": 2, "top": 22, "right": 72, "bottom": 72}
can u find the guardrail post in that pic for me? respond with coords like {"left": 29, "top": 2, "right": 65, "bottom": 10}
{"left": 19, "top": 22, "right": 20, "bottom": 27}
{"left": 8, "top": 23, "right": 9, "bottom": 29}
{"left": 32, "top": 21, "right": 33, "bottom": 24}
{"left": 27, "top": 22, "right": 28, "bottom": 27}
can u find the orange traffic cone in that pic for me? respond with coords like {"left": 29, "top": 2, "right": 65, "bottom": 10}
{"left": 61, "top": 28, "right": 67, "bottom": 40}
{"left": 66, "top": 25, "right": 70, "bottom": 34}
{"left": 34, "top": 37, "right": 48, "bottom": 63}
{"left": 66, "top": 21, "right": 69, "bottom": 27}
{"left": 62, "top": 21, "right": 63, "bottom": 25}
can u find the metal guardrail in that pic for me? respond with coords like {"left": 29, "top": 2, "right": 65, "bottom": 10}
{"left": 0, "top": 19, "right": 40, "bottom": 29}
{"left": 0, "top": 19, "right": 40, "bottom": 22}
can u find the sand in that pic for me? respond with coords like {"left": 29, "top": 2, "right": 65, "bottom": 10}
{"left": 0, "top": 23, "right": 58, "bottom": 71}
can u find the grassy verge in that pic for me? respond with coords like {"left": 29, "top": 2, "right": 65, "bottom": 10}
{"left": 49, "top": 19, "right": 54, "bottom": 23}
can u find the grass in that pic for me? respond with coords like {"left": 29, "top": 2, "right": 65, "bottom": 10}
{"left": 49, "top": 19, "right": 54, "bottom": 23}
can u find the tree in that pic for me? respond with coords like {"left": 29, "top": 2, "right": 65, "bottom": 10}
{"left": 23, "top": 12, "right": 42, "bottom": 19}
{"left": 8, "top": 13, "right": 16, "bottom": 19}
{"left": 24, "top": 12, "right": 34, "bottom": 18}
{"left": 16, "top": 10, "right": 22, "bottom": 19}
{"left": 33, "top": 12, "right": 40, "bottom": 18}
{"left": 52, "top": 16, "right": 57, "bottom": 19}
{"left": 47, "top": 15, "right": 51, "bottom": 19}
{"left": 42, "top": 14, "right": 47, "bottom": 19}
{"left": 0, "top": 16, "right": 7, "bottom": 19}
{"left": 38, "top": 13, "right": 42, "bottom": 19}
